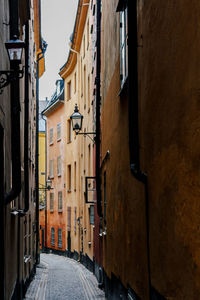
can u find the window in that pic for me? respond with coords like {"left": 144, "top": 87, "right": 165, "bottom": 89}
{"left": 58, "top": 228, "right": 62, "bottom": 248}
{"left": 84, "top": 66, "right": 86, "bottom": 108}
{"left": 51, "top": 227, "right": 55, "bottom": 246}
{"left": 49, "top": 128, "right": 53, "bottom": 144}
{"left": 50, "top": 193, "right": 54, "bottom": 211}
{"left": 67, "top": 165, "right": 71, "bottom": 192}
{"left": 120, "top": 6, "right": 128, "bottom": 88}
{"left": 104, "top": 171, "right": 107, "bottom": 226}
{"left": 57, "top": 156, "right": 61, "bottom": 176}
{"left": 88, "top": 144, "right": 91, "bottom": 176}
{"left": 67, "top": 80, "right": 71, "bottom": 100}
{"left": 49, "top": 159, "right": 54, "bottom": 178}
{"left": 57, "top": 123, "right": 61, "bottom": 141}
{"left": 74, "top": 72, "right": 76, "bottom": 93}
{"left": 87, "top": 20, "right": 89, "bottom": 49}
{"left": 83, "top": 35, "right": 85, "bottom": 57}
{"left": 67, "top": 119, "right": 71, "bottom": 143}
{"left": 58, "top": 191, "right": 62, "bottom": 211}
{"left": 67, "top": 207, "right": 71, "bottom": 231}
{"left": 88, "top": 75, "right": 90, "bottom": 110}
{"left": 74, "top": 207, "right": 77, "bottom": 233}
{"left": 89, "top": 205, "right": 95, "bottom": 225}
{"left": 74, "top": 161, "right": 76, "bottom": 191}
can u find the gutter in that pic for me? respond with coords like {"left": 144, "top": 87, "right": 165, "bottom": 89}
{"left": 95, "top": 0, "right": 102, "bottom": 217}
{"left": 128, "top": 1, "right": 151, "bottom": 298}
{"left": 4, "top": 0, "right": 21, "bottom": 205}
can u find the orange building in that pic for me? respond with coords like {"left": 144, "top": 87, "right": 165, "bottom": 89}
{"left": 43, "top": 80, "right": 67, "bottom": 253}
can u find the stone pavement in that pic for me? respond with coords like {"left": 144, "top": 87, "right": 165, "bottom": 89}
{"left": 24, "top": 253, "right": 106, "bottom": 300}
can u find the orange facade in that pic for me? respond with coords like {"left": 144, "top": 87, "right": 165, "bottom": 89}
{"left": 44, "top": 97, "right": 66, "bottom": 252}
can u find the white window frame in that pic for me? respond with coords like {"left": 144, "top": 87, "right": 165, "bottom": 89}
{"left": 57, "top": 156, "right": 62, "bottom": 177}
{"left": 58, "top": 191, "right": 63, "bottom": 212}
{"left": 120, "top": 7, "right": 128, "bottom": 88}
{"left": 49, "top": 128, "right": 53, "bottom": 145}
{"left": 57, "top": 123, "right": 61, "bottom": 141}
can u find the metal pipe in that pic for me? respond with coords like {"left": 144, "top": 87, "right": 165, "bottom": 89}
{"left": 4, "top": 0, "right": 21, "bottom": 205}
{"left": 95, "top": 0, "right": 102, "bottom": 217}
{"left": 0, "top": 126, "right": 5, "bottom": 299}
{"left": 23, "top": 20, "right": 30, "bottom": 213}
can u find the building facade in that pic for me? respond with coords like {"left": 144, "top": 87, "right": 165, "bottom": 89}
{"left": 43, "top": 80, "right": 67, "bottom": 253}
{"left": 0, "top": 0, "right": 45, "bottom": 299}
{"left": 98, "top": 0, "right": 200, "bottom": 299}
{"left": 59, "top": 0, "right": 95, "bottom": 268}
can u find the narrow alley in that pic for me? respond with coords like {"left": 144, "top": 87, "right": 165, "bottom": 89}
{"left": 24, "top": 254, "right": 105, "bottom": 300}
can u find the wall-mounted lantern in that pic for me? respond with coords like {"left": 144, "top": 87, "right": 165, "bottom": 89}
{"left": 70, "top": 104, "right": 96, "bottom": 142}
{"left": 0, "top": 35, "right": 25, "bottom": 94}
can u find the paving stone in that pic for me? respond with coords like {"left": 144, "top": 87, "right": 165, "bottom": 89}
{"left": 24, "top": 253, "right": 106, "bottom": 300}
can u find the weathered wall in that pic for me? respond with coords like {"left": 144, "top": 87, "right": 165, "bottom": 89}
{"left": 46, "top": 103, "right": 66, "bottom": 252}
{"left": 139, "top": 0, "right": 200, "bottom": 298}
{"left": 101, "top": 0, "right": 149, "bottom": 298}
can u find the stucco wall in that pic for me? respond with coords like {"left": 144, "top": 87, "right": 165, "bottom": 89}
{"left": 139, "top": 0, "right": 200, "bottom": 297}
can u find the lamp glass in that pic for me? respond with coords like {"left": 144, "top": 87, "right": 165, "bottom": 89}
{"left": 7, "top": 48, "right": 23, "bottom": 62}
{"left": 5, "top": 38, "right": 25, "bottom": 63}
{"left": 70, "top": 105, "right": 83, "bottom": 132}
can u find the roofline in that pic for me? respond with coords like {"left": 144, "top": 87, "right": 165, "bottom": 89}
{"left": 42, "top": 99, "right": 64, "bottom": 117}
{"left": 59, "top": 0, "right": 89, "bottom": 79}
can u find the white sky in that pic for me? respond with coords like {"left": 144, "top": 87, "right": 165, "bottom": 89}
{"left": 39, "top": 0, "right": 78, "bottom": 100}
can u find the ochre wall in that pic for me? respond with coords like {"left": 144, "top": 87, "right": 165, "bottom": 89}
{"left": 139, "top": 1, "right": 200, "bottom": 298}
{"left": 100, "top": 1, "right": 149, "bottom": 297}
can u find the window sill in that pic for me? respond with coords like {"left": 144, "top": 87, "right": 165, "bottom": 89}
{"left": 50, "top": 210, "right": 54, "bottom": 213}
{"left": 58, "top": 210, "right": 63, "bottom": 213}
{"left": 67, "top": 189, "right": 71, "bottom": 193}
{"left": 49, "top": 142, "right": 53, "bottom": 146}
{"left": 57, "top": 138, "right": 61, "bottom": 142}
{"left": 58, "top": 174, "right": 61, "bottom": 177}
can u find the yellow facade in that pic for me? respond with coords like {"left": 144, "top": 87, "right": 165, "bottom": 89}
{"left": 59, "top": 0, "right": 94, "bottom": 261}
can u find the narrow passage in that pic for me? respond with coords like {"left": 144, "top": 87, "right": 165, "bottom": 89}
{"left": 24, "top": 253, "right": 106, "bottom": 300}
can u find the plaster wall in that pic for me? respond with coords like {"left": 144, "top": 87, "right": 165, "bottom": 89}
{"left": 139, "top": 0, "right": 200, "bottom": 297}
{"left": 46, "top": 104, "right": 66, "bottom": 252}
{"left": 100, "top": 0, "right": 149, "bottom": 297}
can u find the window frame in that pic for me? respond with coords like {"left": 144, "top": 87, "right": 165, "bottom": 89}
{"left": 51, "top": 227, "right": 55, "bottom": 246}
{"left": 58, "top": 191, "right": 63, "bottom": 212}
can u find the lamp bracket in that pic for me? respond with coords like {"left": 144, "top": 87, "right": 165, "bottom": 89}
{"left": 76, "top": 131, "right": 96, "bottom": 142}
{"left": 0, "top": 69, "right": 24, "bottom": 94}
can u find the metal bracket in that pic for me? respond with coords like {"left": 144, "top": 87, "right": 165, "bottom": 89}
{"left": 0, "top": 69, "right": 24, "bottom": 94}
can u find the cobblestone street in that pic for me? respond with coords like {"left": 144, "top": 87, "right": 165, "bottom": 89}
{"left": 24, "top": 254, "right": 106, "bottom": 300}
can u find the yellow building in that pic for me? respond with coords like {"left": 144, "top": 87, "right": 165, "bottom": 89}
{"left": 59, "top": 0, "right": 94, "bottom": 266}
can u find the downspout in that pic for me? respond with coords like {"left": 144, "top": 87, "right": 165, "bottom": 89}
{"left": 23, "top": 20, "right": 30, "bottom": 213}
{"left": 128, "top": 0, "right": 151, "bottom": 298}
{"left": 0, "top": 126, "right": 5, "bottom": 299}
{"left": 96, "top": 0, "right": 102, "bottom": 217}
{"left": 4, "top": 0, "right": 21, "bottom": 205}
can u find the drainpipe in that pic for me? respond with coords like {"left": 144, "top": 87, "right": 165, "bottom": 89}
{"left": 96, "top": 0, "right": 102, "bottom": 217}
{"left": 4, "top": 0, "right": 21, "bottom": 205}
{"left": 0, "top": 126, "right": 5, "bottom": 299}
{"left": 23, "top": 20, "right": 30, "bottom": 213}
{"left": 128, "top": 1, "right": 151, "bottom": 298}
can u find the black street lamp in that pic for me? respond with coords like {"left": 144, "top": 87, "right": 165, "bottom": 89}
{"left": 0, "top": 35, "right": 25, "bottom": 94}
{"left": 70, "top": 104, "right": 96, "bottom": 142}
{"left": 70, "top": 104, "right": 83, "bottom": 133}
